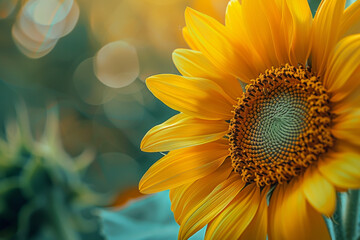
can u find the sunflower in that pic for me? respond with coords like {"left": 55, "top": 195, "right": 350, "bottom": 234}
{"left": 139, "top": 0, "right": 360, "bottom": 239}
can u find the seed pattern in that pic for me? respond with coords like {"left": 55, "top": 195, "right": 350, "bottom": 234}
{"left": 229, "top": 64, "right": 334, "bottom": 186}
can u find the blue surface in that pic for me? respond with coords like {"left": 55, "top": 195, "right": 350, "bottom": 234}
{"left": 100, "top": 191, "right": 206, "bottom": 240}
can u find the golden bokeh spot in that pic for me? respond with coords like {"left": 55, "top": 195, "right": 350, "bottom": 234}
{"left": 229, "top": 64, "right": 334, "bottom": 187}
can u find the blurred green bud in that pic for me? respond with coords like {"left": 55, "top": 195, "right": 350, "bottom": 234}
{"left": 0, "top": 106, "right": 101, "bottom": 240}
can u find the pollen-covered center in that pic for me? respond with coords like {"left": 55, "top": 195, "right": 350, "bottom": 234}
{"left": 229, "top": 64, "right": 334, "bottom": 187}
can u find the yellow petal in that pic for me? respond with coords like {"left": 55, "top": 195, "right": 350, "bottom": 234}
{"left": 331, "top": 89, "right": 360, "bottom": 115}
{"left": 242, "top": 0, "right": 287, "bottom": 67}
{"left": 182, "top": 27, "right": 199, "bottom": 51}
{"left": 269, "top": 179, "right": 331, "bottom": 240}
{"left": 169, "top": 182, "right": 191, "bottom": 221}
{"left": 225, "top": 0, "right": 247, "bottom": 46}
{"left": 185, "top": 7, "right": 256, "bottom": 82}
{"left": 331, "top": 109, "right": 360, "bottom": 146}
{"left": 238, "top": 186, "right": 269, "bottom": 240}
{"left": 311, "top": 0, "right": 346, "bottom": 76}
{"left": 170, "top": 159, "right": 232, "bottom": 224}
{"left": 286, "top": 0, "right": 313, "bottom": 66}
{"left": 146, "top": 74, "right": 235, "bottom": 120}
{"left": 302, "top": 166, "right": 336, "bottom": 217}
{"left": 225, "top": 0, "right": 271, "bottom": 72}
{"left": 139, "top": 139, "right": 229, "bottom": 194}
{"left": 259, "top": 0, "right": 292, "bottom": 65}
{"left": 268, "top": 183, "right": 287, "bottom": 240}
{"left": 340, "top": 0, "right": 360, "bottom": 38}
{"left": 318, "top": 147, "right": 360, "bottom": 189}
{"left": 178, "top": 174, "right": 244, "bottom": 240}
{"left": 324, "top": 34, "right": 360, "bottom": 100}
{"left": 141, "top": 113, "right": 228, "bottom": 152}
{"left": 205, "top": 183, "right": 260, "bottom": 240}
{"left": 172, "top": 48, "right": 243, "bottom": 100}
{"left": 225, "top": 0, "right": 312, "bottom": 69}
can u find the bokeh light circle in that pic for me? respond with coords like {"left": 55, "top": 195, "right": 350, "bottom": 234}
{"left": 12, "top": 0, "right": 79, "bottom": 58}
{"left": 94, "top": 41, "right": 140, "bottom": 89}
{"left": 12, "top": 22, "right": 58, "bottom": 59}
{"left": 29, "top": 0, "right": 73, "bottom": 25}
{"left": 29, "top": 0, "right": 79, "bottom": 40}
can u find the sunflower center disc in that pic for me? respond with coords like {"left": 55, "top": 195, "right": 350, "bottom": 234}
{"left": 229, "top": 64, "right": 334, "bottom": 186}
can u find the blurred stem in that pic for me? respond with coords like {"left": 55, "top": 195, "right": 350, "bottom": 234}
{"left": 329, "top": 191, "right": 360, "bottom": 240}
{"left": 332, "top": 193, "right": 345, "bottom": 240}
{"left": 344, "top": 190, "right": 359, "bottom": 240}
{"left": 49, "top": 190, "right": 79, "bottom": 240}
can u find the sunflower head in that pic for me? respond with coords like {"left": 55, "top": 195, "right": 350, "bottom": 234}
{"left": 140, "top": 0, "right": 360, "bottom": 239}
{"left": 229, "top": 64, "right": 334, "bottom": 186}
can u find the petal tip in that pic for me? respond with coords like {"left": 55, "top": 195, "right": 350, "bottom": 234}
{"left": 140, "top": 136, "right": 152, "bottom": 152}
{"left": 185, "top": 6, "right": 194, "bottom": 15}
{"left": 140, "top": 130, "right": 156, "bottom": 152}
{"left": 138, "top": 176, "right": 153, "bottom": 194}
{"left": 139, "top": 140, "right": 147, "bottom": 151}
{"left": 145, "top": 75, "right": 157, "bottom": 84}
{"left": 185, "top": 7, "right": 202, "bottom": 21}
